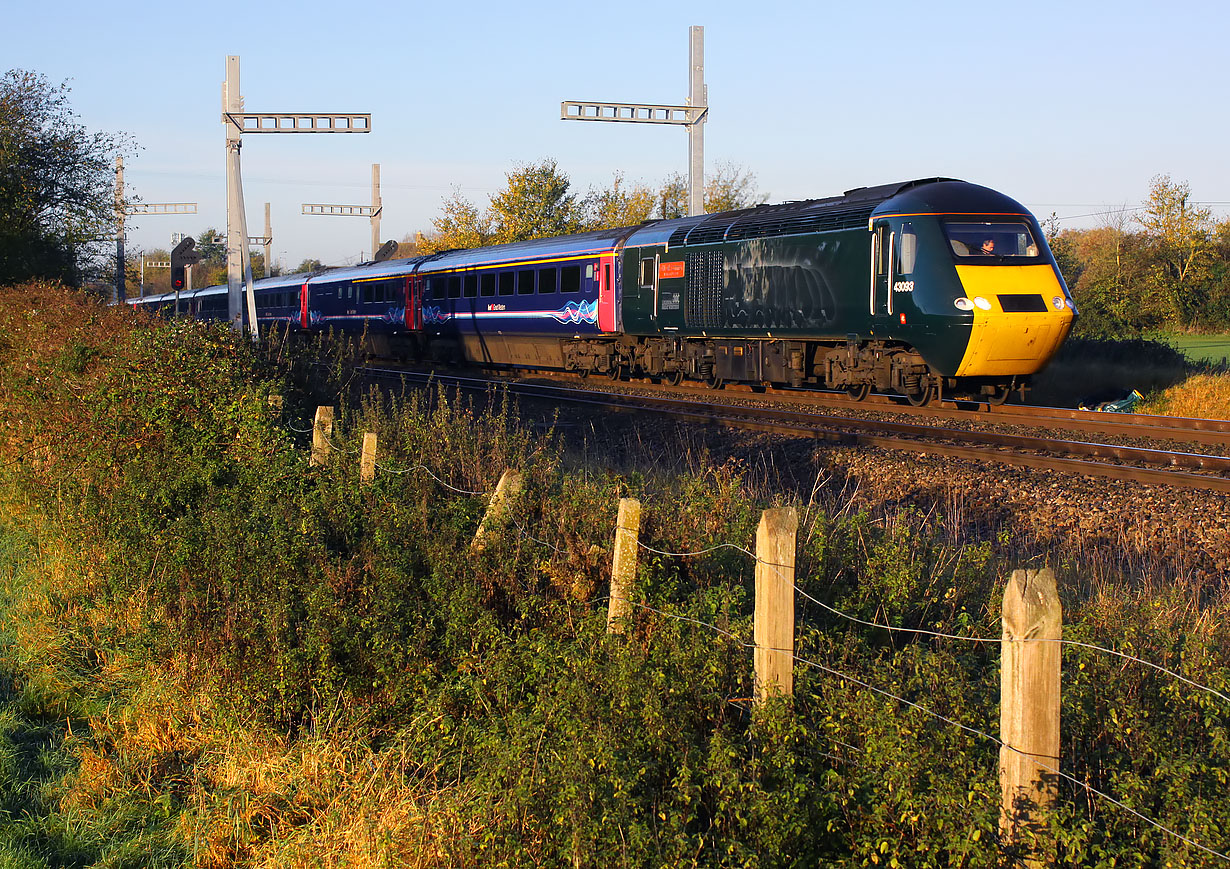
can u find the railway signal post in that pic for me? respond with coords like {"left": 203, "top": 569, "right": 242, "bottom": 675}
{"left": 562, "top": 25, "right": 709, "bottom": 217}
{"left": 222, "top": 55, "right": 371, "bottom": 339}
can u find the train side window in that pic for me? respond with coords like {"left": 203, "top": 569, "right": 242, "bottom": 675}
{"left": 876, "top": 228, "right": 890, "bottom": 275}
{"left": 463, "top": 274, "right": 477, "bottom": 298}
{"left": 539, "top": 268, "right": 557, "bottom": 295}
{"left": 498, "top": 271, "right": 515, "bottom": 296}
{"left": 447, "top": 276, "right": 461, "bottom": 299}
{"left": 560, "top": 265, "right": 581, "bottom": 294}
{"left": 896, "top": 222, "right": 918, "bottom": 276}
{"left": 517, "top": 269, "right": 535, "bottom": 295}
{"left": 480, "top": 273, "right": 496, "bottom": 296}
{"left": 639, "top": 257, "right": 655, "bottom": 288}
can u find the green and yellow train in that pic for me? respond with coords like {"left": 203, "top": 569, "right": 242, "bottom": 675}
{"left": 131, "top": 177, "right": 1075, "bottom": 405}
{"left": 555, "top": 176, "right": 1074, "bottom": 404}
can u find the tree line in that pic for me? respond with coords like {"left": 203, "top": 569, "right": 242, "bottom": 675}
{"left": 408, "top": 158, "right": 765, "bottom": 255}
{"left": 1049, "top": 175, "right": 1230, "bottom": 337}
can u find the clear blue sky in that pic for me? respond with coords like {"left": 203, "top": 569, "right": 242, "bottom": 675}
{"left": 9, "top": 0, "right": 1228, "bottom": 269}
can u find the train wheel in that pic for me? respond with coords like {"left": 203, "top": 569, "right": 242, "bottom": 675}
{"left": 665, "top": 370, "right": 685, "bottom": 387}
{"left": 706, "top": 376, "right": 725, "bottom": 390}
{"left": 577, "top": 366, "right": 589, "bottom": 379}
{"left": 906, "top": 384, "right": 933, "bottom": 407}
{"left": 608, "top": 363, "right": 624, "bottom": 381}
{"left": 846, "top": 383, "right": 871, "bottom": 402}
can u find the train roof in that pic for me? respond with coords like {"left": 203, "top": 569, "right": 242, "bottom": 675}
{"left": 871, "top": 179, "right": 1032, "bottom": 218}
{"left": 619, "top": 178, "right": 1035, "bottom": 250}
{"left": 304, "top": 258, "right": 426, "bottom": 284}
{"left": 623, "top": 179, "right": 956, "bottom": 249}
{"left": 416, "top": 226, "right": 640, "bottom": 272}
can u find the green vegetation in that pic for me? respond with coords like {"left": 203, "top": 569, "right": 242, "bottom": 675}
{"left": 0, "top": 69, "right": 130, "bottom": 288}
{"left": 0, "top": 283, "right": 1228, "bottom": 865}
{"left": 1049, "top": 175, "right": 1230, "bottom": 337}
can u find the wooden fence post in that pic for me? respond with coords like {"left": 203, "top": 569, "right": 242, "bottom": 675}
{"left": 1000, "top": 567, "right": 1061, "bottom": 865}
{"left": 310, "top": 406, "right": 334, "bottom": 467}
{"left": 754, "top": 507, "right": 798, "bottom": 704}
{"left": 607, "top": 498, "right": 641, "bottom": 634}
{"left": 360, "top": 432, "right": 378, "bottom": 483}
{"left": 471, "top": 470, "right": 523, "bottom": 553}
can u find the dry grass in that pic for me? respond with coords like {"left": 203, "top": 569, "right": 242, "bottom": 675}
{"left": 1138, "top": 372, "right": 1230, "bottom": 421}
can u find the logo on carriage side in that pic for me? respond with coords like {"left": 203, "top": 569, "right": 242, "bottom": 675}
{"left": 552, "top": 300, "right": 598, "bottom": 325}
{"left": 309, "top": 309, "right": 323, "bottom": 325}
{"left": 381, "top": 306, "right": 406, "bottom": 325}
{"left": 423, "top": 306, "right": 451, "bottom": 325}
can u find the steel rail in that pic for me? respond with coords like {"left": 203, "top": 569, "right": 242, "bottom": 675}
{"left": 362, "top": 367, "right": 1230, "bottom": 493}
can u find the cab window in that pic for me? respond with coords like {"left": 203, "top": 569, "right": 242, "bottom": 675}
{"left": 944, "top": 220, "right": 1040, "bottom": 260}
{"left": 896, "top": 222, "right": 918, "bottom": 276}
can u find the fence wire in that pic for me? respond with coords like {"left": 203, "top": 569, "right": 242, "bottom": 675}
{"left": 305, "top": 427, "right": 1230, "bottom": 861}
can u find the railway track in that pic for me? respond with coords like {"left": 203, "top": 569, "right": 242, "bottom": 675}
{"left": 361, "top": 366, "right": 1230, "bottom": 494}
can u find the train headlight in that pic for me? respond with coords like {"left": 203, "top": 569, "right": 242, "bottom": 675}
{"left": 973, "top": 296, "right": 992, "bottom": 311}
{"left": 1052, "top": 296, "right": 1068, "bottom": 311}
{"left": 954, "top": 297, "right": 974, "bottom": 311}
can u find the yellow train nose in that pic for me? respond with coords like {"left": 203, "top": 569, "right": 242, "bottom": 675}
{"left": 953, "top": 265, "right": 1075, "bottom": 377}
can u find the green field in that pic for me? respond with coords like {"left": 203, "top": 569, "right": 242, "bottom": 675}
{"left": 1157, "top": 333, "right": 1230, "bottom": 365}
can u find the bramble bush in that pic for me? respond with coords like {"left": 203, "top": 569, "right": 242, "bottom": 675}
{"left": 0, "top": 282, "right": 1228, "bottom": 865}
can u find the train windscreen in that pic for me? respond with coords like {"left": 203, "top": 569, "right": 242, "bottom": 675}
{"left": 943, "top": 220, "right": 1040, "bottom": 260}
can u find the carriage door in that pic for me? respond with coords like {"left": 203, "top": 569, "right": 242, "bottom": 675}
{"left": 870, "top": 221, "right": 894, "bottom": 319}
{"left": 407, "top": 274, "right": 423, "bottom": 330}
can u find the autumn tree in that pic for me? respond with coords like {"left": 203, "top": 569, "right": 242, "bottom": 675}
{"left": 0, "top": 69, "right": 130, "bottom": 287}
{"left": 489, "top": 159, "right": 583, "bottom": 243}
{"left": 418, "top": 187, "right": 494, "bottom": 254}
{"left": 581, "top": 171, "right": 656, "bottom": 230}
{"left": 1138, "top": 174, "right": 1215, "bottom": 328}
{"left": 656, "top": 162, "right": 765, "bottom": 218}
{"left": 417, "top": 158, "right": 765, "bottom": 252}
{"left": 1063, "top": 221, "right": 1151, "bottom": 337}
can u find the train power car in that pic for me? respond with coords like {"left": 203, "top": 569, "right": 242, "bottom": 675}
{"left": 421, "top": 178, "right": 1075, "bottom": 404}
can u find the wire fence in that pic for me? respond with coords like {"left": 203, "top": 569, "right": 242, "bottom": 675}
{"left": 305, "top": 417, "right": 1230, "bottom": 861}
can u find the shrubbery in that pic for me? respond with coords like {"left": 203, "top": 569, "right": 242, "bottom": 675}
{"left": 0, "top": 283, "right": 1228, "bottom": 866}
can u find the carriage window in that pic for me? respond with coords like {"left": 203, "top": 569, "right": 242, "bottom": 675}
{"left": 447, "top": 276, "right": 461, "bottom": 299}
{"left": 639, "top": 258, "right": 655, "bottom": 288}
{"left": 943, "top": 220, "right": 1040, "bottom": 260}
{"left": 463, "top": 274, "right": 478, "bottom": 298}
{"left": 480, "top": 273, "right": 496, "bottom": 296}
{"left": 896, "top": 222, "right": 918, "bottom": 276}
{"left": 538, "top": 268, "right": 557, "bottom": 295}
{"left": 498, "top": 271, "right": 515, "bottom": 296}
{"left": 560, "top": 265, "right": 581, "bottom": 294}
{"left": 517, "top": 269, "right": 535, "bottom": 295}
